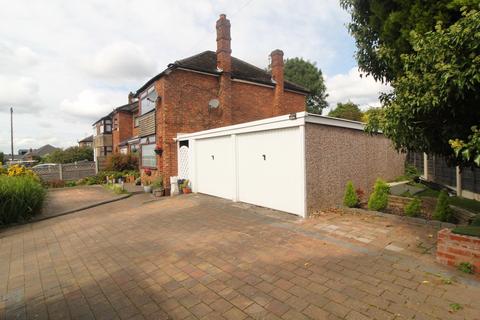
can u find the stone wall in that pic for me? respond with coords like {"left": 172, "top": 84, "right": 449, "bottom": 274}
{"left": 437, "top": 228, "right": 480, "bottom": 275}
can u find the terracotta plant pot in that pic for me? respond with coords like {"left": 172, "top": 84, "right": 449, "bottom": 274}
{"left": 182, "top": 187, "right": 192, "bottom": 194}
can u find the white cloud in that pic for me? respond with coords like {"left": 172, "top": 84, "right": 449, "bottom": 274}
{"left": 87, "top": 41, "right": 156, "bottom": 80}
{"left": 0, "top": 0, "right": 360, "bottom": 153}
{"left": 0, "top": 42, "right": 38, "bottom": 71}
{"left": 326, "top": 67, "right": 391, "bottom": 110}
{"left": 60, "top": 89, "right": 126, "bottom": 120}
{"left": 0, "top": 76, "right": 41, "bottom": 113}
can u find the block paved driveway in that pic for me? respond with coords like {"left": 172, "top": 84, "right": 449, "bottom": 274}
{"left": 1, "top": 194, "right": 479, "bottom": 320}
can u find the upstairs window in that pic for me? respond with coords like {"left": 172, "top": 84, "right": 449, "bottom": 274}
{"left": 104, "top": 119, "right": 112, "bottom": 133}
{"left": 140, "top": 86, "right": 157, "bottom": 115}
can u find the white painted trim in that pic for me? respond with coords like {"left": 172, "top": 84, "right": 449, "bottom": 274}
{"left": 231, "top": 134, "right": 238, "bottom": 202}
{"left": 232, "top": 78, "right": 274, "bottom": 89}
{"left": 177, "top": 112, "right": 307, "bottom": 140}
{"left": 305, "top": 113, "right": 365, "bottom": 131}
{"left": 299, "top": 124, "right": 307, "bottom": 218}
{"left": 176, "top": 67, "right": 220, "bottom": 77}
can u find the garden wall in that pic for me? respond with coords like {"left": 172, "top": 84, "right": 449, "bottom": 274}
{"left": 305, "top": 123, "right": 405, "bottom": 211}
{"left": 436, "top": 228, "right": 480, "bottom": 275}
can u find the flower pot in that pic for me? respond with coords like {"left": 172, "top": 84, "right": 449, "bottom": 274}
{"left": 144, "top": 185, "right": 152, "bottom": 193}
{"left": 182, "top": 187, "right": 192, "bottom": 194}
{"left": 153, "top": 188, "right": 164, "bottom": 197}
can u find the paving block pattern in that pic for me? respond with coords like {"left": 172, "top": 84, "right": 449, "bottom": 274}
{"left": 1, "top": 194, "right": 479, "bottom": 320}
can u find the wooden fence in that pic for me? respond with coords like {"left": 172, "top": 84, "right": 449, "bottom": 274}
{"left": 32, "top": 161, "right": 96, "bottom": 181}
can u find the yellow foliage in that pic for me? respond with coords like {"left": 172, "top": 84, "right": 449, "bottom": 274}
{"left": 6, "top": 164, "right": 39, "bottom": 180}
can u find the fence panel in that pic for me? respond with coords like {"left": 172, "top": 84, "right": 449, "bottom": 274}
{"left": 32, "top": 161, "right": 96, "bottom": 181}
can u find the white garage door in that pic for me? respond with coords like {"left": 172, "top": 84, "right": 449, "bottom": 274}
{"left": 196, "top": 136, "right": 234, "bottom": 199}
{"left": 237, "top": 127, "right": 304, "bottom": 216}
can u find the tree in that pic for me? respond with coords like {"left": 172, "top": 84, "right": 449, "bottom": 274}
{"left": 43, "top": 146, "right": 93, "bottom": 164}
{"left": 0, "top": 152, "right": 4, "bottom": 164}
{"left": 283, "top": 58, "right": 328, "bottom": 114}
{"left": 366, "top": 9, "right": 480, "bottom": 166}
{"left": 328, "top": 102, "right": 363, "bottom": 121}
{"left": 340, "top": 0, "right": 473, "bottom": 82}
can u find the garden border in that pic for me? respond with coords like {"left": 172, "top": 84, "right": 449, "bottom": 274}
{"left": 344, "top": 207, "right": 457, "bottom": 229}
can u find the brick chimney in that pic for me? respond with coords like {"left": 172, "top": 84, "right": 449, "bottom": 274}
{"left": 271, "top": 49, "right": 284, "bottom": 115}
{"left": 128, "top": 92, "right": 134, "bottom": 104}
{"left": 216, "top": 14, "right": 232, "bottom": 124}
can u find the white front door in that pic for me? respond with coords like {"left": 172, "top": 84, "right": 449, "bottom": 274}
{"left": 237, "top": 127, "right": 304, "bottom": 216}
{"left": 196, "top": 136, "right": 234, "bottom": 199}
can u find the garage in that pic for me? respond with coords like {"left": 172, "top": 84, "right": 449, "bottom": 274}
{"left": 237, "top": 127, "right": 304, "bottom": 215}
{"left": 195, "top": 136, "right": 234, "bottom": 200}
{"left": 178, "top": 114, "right": 306, "bottom": 217}
{"left": 177, "top": 112, "right": 405, "bottom": 218}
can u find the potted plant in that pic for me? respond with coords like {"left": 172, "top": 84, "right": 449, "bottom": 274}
{"left": 152, "top": 176, "right": 164, "bottom": 197}
{"left": 181, "top": 179, "right": 191, "bottom": 194}
{"left": 154, "top": 145, "right": 163, "bottom": 156}
{"left": 177, "top": 179, "right": 185, "bottom": 194}
{"left": 143, "top": 180, "right": 152, "bottom": 193}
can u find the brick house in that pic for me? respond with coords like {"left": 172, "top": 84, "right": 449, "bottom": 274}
{"left": 92, "top": 97, "right": 139, "bottom": 169}
{"left": 78, "top": 135, "right": 93, "bottom": 148}
{"left": 133, "top": 14, "right": 308, "bottom": 190}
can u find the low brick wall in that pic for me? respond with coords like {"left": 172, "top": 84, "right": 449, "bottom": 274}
{"left": 387, "top": 195, "right": 436, "bottom": 215}
{"left": 436, "top": 228, "right": 480, "bottom": 274}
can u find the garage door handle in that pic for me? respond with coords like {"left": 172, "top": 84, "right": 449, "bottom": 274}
{"left": 211, "top": 155, "right": 214, "bottom": 160}
{"left": 262, "top": 154, "right": 266, "bottom": 160}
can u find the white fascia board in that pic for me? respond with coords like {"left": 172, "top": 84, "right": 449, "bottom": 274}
{"left": 177, "top": 112, "right": 307, "bottom": 141}
{"left": 305, "top": 113, "right": 365, "bottom": 131}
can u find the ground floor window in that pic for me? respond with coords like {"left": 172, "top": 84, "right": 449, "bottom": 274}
{"left": 141, "top": 143, "right": 156, "bottom": 168}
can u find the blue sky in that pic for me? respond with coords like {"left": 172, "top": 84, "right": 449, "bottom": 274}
{"left": 0, "top": 0, "right": 389, "bottom": 154}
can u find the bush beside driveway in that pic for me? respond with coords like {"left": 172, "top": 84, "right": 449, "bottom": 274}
{"left": 0, "top": 194, "right": 479, "bottom": 320}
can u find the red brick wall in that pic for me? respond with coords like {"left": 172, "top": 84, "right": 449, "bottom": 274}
{"left": 436, "top": 228, "right": 480, "bottom": 275}
{"left": 112, "top": 112, "right": 133, "bottom": 153}
{"left": 148, "top": 69, "right": 306, "bottom": 189}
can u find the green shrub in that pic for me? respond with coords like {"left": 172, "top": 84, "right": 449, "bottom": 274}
{"left": 368, "top": 179, "right": 390, "bottom": 211}
{"left": 404, "top": 197, "right": 422, "bottom": 217}
{"left": 471, "top": 215, "right": 480, "bottom": 226}
{"left": 343, "top": 181, "right": 359, "bottom": 208}
{"left": 0, "top": 175, "right": 46, "bottom": 225}
{"left": 106, "top": 154, "right": 139, "bottom": 171}
{"left": 433, "top": 190, "right": 453, "bottom": 222}
{"left": 104, "top": 184, "right": 127, "bottom": 195}
{"left": 152, "top": 176, "right": 164, "bottom": 190}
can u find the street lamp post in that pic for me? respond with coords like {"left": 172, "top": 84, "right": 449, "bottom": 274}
{"left": 10, "top": 107, "right": 14, "bottom": 161}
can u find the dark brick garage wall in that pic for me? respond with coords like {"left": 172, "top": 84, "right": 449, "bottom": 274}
{"left": 305, "top": 123, "right": 406, "bottom": 212}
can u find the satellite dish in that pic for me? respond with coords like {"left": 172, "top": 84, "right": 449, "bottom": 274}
{"left": 208, "top": 99, "right": 220, "bottom": 109}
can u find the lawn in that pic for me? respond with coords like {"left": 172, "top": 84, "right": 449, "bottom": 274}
{"left": 416, "top": 188, "right": 480, "bottom": 213}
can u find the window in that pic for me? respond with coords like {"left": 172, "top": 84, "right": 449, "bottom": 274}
{"left": 104, "top": 119, "right": 112, "bottom": 133}
{"left": 134, "top": 116, "right": 139, "bottom": 127}
{"left": 141, "top": 144, "right": 156, "bottom": 168}
{"left": 140, "top": 87, "right": 157, "bottom": 115}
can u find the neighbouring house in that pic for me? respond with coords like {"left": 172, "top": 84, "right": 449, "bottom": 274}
{"left": 22, "top": 144, "right": 60, "bottom": 161}
{"left": 78, "top": 135, "right": 93, "bottom": 148}
{"left": 176, "top": 112, "right": 406, "bottom": 217}
{"left": 92, "top": 95, "right": 139, "bottom": 169}
{"left": 92, "top": 114, "right": 113, "bottom": 169}
{"left": 133, "top": 14, "right": 308, "bottom": 190}
{"left": 111, "top": 94, "right": 139, "bottom": 155}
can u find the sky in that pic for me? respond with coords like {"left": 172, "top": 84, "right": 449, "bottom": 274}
{"left": 0, "top": 0, "right": 390, "bottom": 154}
